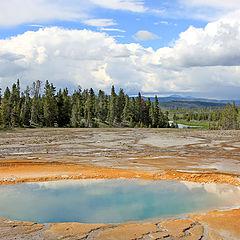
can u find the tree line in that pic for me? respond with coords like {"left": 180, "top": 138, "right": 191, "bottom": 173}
{"left": 0, "top": 80, "right": 169, "bottom": 129}
{"left": 172, "top": 103, "right": 240, "bottom": 130}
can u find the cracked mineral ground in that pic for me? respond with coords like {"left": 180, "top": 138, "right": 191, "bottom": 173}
{"left": 1, "top": 128, "right": 240, "bottom": 239}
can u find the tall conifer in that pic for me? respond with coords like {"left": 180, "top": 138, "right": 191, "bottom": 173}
{"left": 43, "top": 80, "right": 57, "bottom": 127}
{"left": 108, "top": 86, "right": 117, "bottom": 126}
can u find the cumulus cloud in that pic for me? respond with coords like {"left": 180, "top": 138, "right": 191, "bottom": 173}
{"left": 1, "top": 11, "right": 240, "bottom": 99}
{"left": 154, "top": 10, "right": 240, "bottom": 68}
{"left": 0, "top": 27, "right": 137, "bottom": 92}
{"left": 133, "top": 30, "right": 158, "bottom": 41}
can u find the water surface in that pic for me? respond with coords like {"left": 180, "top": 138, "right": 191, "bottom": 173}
{"left": 0, "top": 179, "right": 239, "bottom": 223}
{"left": 169, "top": 121, "right": 201, "bottom": 129}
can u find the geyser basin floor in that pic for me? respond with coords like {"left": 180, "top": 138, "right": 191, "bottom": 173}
{"left": 0, "top": 179, "right": 240, "bottom": 224}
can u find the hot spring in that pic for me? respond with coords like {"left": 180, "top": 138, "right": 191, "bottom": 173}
{"left": 0, "top": 179, "right": 240, "bottom": 223}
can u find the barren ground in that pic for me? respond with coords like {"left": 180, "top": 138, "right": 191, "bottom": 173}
{"left": 0, "top": 128, "right": 240, "bottom": 239}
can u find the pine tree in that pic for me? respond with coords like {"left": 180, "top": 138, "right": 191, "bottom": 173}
{"left": 30, "top": 80, "right": 43, "bottom": 126}
{"left": 96, "top": 90, "right": 108, "bottom": 123}
{"left": 232, "top": 101, "right": 238, "bottom": 129}
{"left": 56, "top": 88, "right": 71, "bottom": 127}
{"left": 71, "top": 87, "right": 83, "bottom": 127}
{"left": 43, "top": 80, "right": 57, "bottom": 127}
{"left": 62, "top": 88, "right": 71, "bottom": 126}
{"left": 56, "top": 89, "right": 64, "bottom": 127}
{"left": 82, "top": 89, "right": 89, "bottom": 104}
{"left": 145, "top": 98, "right": 152, "bottom": 127}
{"left": 1, "top": 87, "right": 11, "bottom": 128}
{"left": 108, "top": 86, "right": 117, "bottom": 126}
{"left": 130, "top": 97, "right": 136, "bottom": 124}
{"left": 10, "top": 80, "right": 21, "bottom": 127}
{"left": 20, "top": 86, "right": 31, "bottom": 126}
{"left": 220, "top": 103, "right": 235, "bottom": 129}
{"left": 135, "top": 92, "right": 143, "bottom": 124}
{"left": 123, "top": 95, "right": 131, "bottom": 122}
{"left": 85, "top": 88, "right": 96, "bottom": 127}
{"left": 150, "top": 96, "right": 159, "bottom": 128}
{"left": 158, "top": 109, "right": 168, "bottom": 128}
{"left": 211, "top": 111, "right": 217, "bottom": 130}
{"left": 116, "top": 88, "right": 125, "bottom": 123}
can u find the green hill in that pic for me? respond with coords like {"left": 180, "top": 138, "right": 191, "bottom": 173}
{"left": 158, "top": 101, "right": 226, "bottom": 110}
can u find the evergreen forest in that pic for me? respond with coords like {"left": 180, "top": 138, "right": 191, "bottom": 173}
{"left": 0, "top": 80, "right": 169, "bottom": 129}
{"left": 0, "top": 79, "right": 239, "bottom": 130}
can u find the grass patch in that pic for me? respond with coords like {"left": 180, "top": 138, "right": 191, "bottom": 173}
{"left": 0, "top": 128, "right": 16, "bottom": 132}
{"left": 176, "top": 120, "right": 209, "bottom": 129}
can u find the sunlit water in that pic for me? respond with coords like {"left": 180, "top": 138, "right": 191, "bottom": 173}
{"left": 169, "top": 121, "right": 200, "bottom": 129}
{"left": 0, "top": 179, "right": 240, "bottom": 223}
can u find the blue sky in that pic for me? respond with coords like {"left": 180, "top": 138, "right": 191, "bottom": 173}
{"left": 1, "top": 0, "right": 240, "bottom": 99}
{"left": 0, "top": 0, "right": 207, "bottom": 49}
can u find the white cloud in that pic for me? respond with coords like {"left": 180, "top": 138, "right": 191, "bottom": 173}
{"left": 0, "top": 27, "right": 133, "bottom": 92}
{"left": 154, "top": 21, "right": 170, "bottom": 25}
{"left": 0, "top": 0, "right": 146, "bottom": 27}
{"left": 1, "top": 11, "right": 240, "bottom": 99}
{"left": 178, "top": 0, "right": 240, "bottom": 21}
{"left": 180, "top": 0, "right": 240, "bottom": 9}
{"left": 83, "top": 19, "right": 116, "bottom": 27}
{"left": 27, "top": 24, "right": 45, "bottom": 28}
{"left": 99, "top": 28, "right": 126, "bottom": 33}
{"left": 154, "top": 10, "right": 240, "bottom": 68}
{"left": 133, "top": 30, "right": 158, "bottom": 41}
{"left": 160, "top": 21, "right": 169, "bottom": 25}
{"left": 151, "top": 9, "right": 166, "bottom": 15}
{"left": 0, "top": 0, "right": 88, "bottom": 27}
{"left": 112, "top": 35, "right": 125, "bottom": 38}
{"left": 89, "top": 0, "right": 146, "bottom": 12}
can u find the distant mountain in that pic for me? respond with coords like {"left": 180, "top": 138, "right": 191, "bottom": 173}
{"left": 142, "top": 95, "right": 240, "bottom": 106}
{"left": 158, "top": 101, "right": 226, "bottom": 110}
{"left": 184, "top": 96, "right": 195, "bottom": 99}
{"left": 141, "top": 95, "right": 239, "bottom": 110}
{"left": 168, "top": 94, "right": 183, "bottom": 98}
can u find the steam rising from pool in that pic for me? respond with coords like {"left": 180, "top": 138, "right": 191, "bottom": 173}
{"left": 0, "top": 179, "right": 239, "bottom": 223}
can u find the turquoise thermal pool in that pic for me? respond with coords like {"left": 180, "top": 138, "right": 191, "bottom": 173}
{"left": 0, "top": 179, "right": 240, "bottom": 223}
